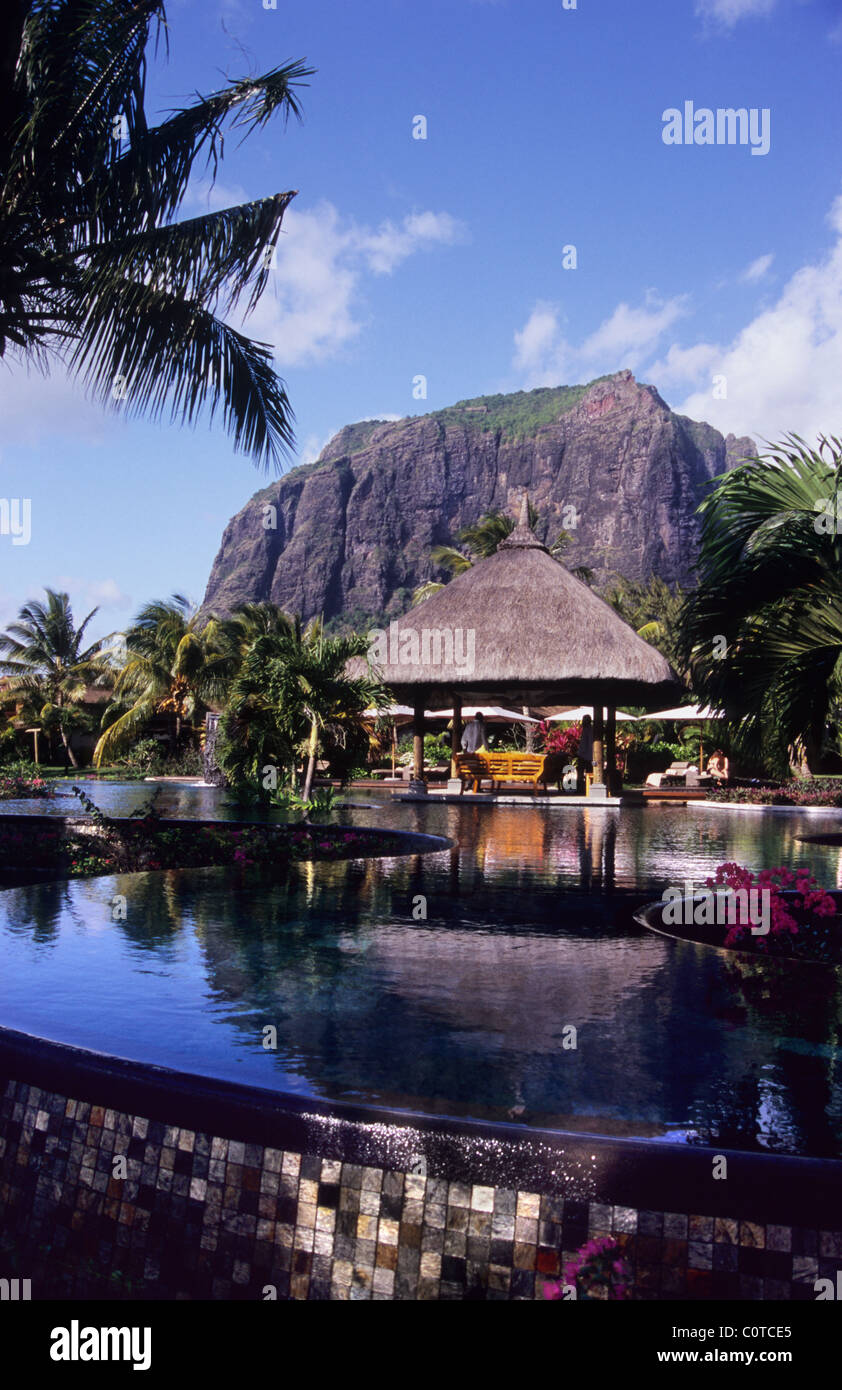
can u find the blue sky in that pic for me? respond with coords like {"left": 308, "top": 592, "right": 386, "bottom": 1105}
{"left": 1, "top": 0, "right": 841, "bottom": 641}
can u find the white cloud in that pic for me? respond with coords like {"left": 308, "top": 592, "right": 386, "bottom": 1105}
{"left": 652, "top": 193, "right": 842, "bottom": 441}
{"left": 0, "top": 200, "right": 465, "bottom": 447}
{"left": 0, "top": 362, "right": 111, "bottom": 449}
{"left": 695, "top": 0, "right": 778, "bottom": 26}
{"left": 513, "top": 193, "right": 842, "bottom": 444}
{"left": 513, "top": 302, "right": 573, "bottom": 386}
{"left": 298, "top": 414, "right": 405, "bottom": 465}
{"left": 580, "top": 294, "right": 688, "bottom": 366}
{"left": 740, "top": 252, "right": 774, "bottom": 282}
{"left": 356, "top": 211, "right": 467, "bottom": 274}
{"left": 183, "top": 178, "right": 249, "bottom": 213}
{"left": 512, "top": 292, "right": 688, "bottom": 388}
{"left": 0, "top": 578, "right": 131, "bottom": 646}
{"left": 54, "top": 577, "right": 133, "bottom": 614}
{"left": 298, "top": 430, "right": 337, "bottom": 465}
{"left": 243, "top": 203, "right": 468, "bottom": 367}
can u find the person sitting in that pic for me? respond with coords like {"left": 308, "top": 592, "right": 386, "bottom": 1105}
{"left": 461, "top": 712, "right": 488, "bottom": 753}
{"left": 707, "top": 749, "right": 730, "bottom": 781}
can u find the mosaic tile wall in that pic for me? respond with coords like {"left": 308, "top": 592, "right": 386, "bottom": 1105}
{"left": 1, "top": 1078, "right": 840, "bottom": 1301}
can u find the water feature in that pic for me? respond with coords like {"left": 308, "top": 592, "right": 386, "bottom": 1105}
{"left": 1, "top": 785, "right": 841, "bottom": 1157}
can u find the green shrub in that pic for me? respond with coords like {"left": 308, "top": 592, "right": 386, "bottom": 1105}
{"left": 398, "top": 732, "right": 450, "bottom": 765}
{"left": 120, "top": 738, "right": 163, "bottom": 774}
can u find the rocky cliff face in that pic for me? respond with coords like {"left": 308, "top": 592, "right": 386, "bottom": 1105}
{"left": 203, "top": 371, "right": 754, "bottom": 624}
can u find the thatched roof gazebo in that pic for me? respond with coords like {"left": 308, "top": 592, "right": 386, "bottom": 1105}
{"left": 364, "top": 497, "right": 682, "bottom": 793}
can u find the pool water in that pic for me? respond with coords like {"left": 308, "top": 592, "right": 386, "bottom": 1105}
{"left": 1, "top": 786, "right": 842, "bottom": 1156}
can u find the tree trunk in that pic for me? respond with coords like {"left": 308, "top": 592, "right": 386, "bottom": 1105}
{"left": 302, "top": 720, "right": 319, "bottom": 802}
{"left": 523, "top": 707, "right": 535, "bottom": 752}
{"left": 60, "top": 726, "right": 79, "bottom": 769}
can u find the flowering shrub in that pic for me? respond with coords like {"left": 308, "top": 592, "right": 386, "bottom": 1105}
{"left": 536, "top": 720, "right": 628, "bottom": 771}
{"left": 0, "top": 773, "right": 51, "bottom": 800}
{"left": 709, "top": 779, "right": 842, "bottom": 808}
{"left": 704, "top": 862, "right": 837, "bottom": 960}
{"left": 537, "top": 721, "right": 581, "bottom": 757}
{"left": 544, "top": 1237, "right": 631, "bottom": 1301}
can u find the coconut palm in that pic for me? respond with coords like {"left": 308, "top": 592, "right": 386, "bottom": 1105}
{"left": 212, "top": 601, "right": 299, "bottom": 665}
{"left": 0, "top": 0, "right": 312, "bottom": 467}
{"left": 217, "top": 618, "right": 387, "bottom": 800}
{"left": 94, "top": 594, "right": 220, "bottom": 765}
{"left": 605, "top": 575, "right": 687, "bottom": 674}
{"left": 0, "top": 588, "right": 115, "bottom": 765}
{"left": 679, "top": 434, "right": 842, "bottom": 771}
{"left": 412, "top": 504, "right": 589, "bottom": 604}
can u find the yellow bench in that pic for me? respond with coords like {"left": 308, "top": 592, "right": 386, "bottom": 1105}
{"left": 454, "top": 752, "right": 567, "bottom": 792}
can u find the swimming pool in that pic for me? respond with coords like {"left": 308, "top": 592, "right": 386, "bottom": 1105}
{"left": 1, "top": 788, "right": 841, "bottom": 1158}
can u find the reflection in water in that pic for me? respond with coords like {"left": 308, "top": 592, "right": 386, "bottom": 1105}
{"left": 1, "top": 789, "right": 842, "bottom": 1156}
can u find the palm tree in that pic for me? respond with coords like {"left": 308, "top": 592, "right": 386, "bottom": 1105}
{"left": 679, "top": 434, "right": 842, "bottom": 772}
{"left": 0, "top": 588, "right": 114, "bottom": 766}
{"left": 412, "top": 503, "right": 590, "bottom": 604}
{"left": 605, "top": 575, "right": 687, "bottom": 674}
{"left": 212, "top": 600, "right": 300, "bottom": 665}
{"left": 0, "top": 1, "right": 312, "bottom": 467}
{"left": 94, "top": 594, "right": 220, "bottom": 765}
{"left": 217, "top": 617, "right": 387, "bottom": 800}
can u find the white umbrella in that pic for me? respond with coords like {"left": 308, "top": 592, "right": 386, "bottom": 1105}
{"left": 547, "top": 706, "right": 638, "bottom": 723}
{"left": 363, "top": 704, "right": 415, "bottom": 722}
{"left": 635, "top": 703, "right": 727, "bottom": 773}
{"left": 636, "top": 703, "right": 725, "bottom": 721}
{"left": 425, "top": 705, "right": 540, "bottom": 724}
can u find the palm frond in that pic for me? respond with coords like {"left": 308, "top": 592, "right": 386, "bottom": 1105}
{"left": 77, "top": 191, "right": 296, "bottom": 318}
{"left": 1, "top": 5, "right": 311, "bottom": 465}
{"left": 65, "top": 279, "right": 294, "bottom": 467}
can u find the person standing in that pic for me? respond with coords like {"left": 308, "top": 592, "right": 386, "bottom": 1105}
{"left": 461, "top": 712, "right": 488, "bottom": 753}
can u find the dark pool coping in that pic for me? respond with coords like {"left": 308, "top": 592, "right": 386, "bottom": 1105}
{"left": 0, "top": 815, "right": 453, "bottom": 883}
{"left": 2, "top": 1022, "right": 841, "bottom": 1229}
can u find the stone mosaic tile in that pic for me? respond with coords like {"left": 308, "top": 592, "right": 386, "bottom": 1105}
{"left": 1, "top": 1076, "right": 841, "bottom": 1301}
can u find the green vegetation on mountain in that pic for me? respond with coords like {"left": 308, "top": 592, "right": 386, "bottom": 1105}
{"left": 428, "top": 381, "right": 611, "bottom": 439}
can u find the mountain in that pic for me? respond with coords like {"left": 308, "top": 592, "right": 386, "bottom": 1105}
{"left": 202, "top": 370, "right": 755, "bottom": 626}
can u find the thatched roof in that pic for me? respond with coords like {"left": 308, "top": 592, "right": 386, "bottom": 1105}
{"left": 363, "top": 498, "right": 681, "bottom": 708}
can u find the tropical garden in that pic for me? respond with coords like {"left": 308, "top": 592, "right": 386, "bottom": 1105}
{"left": 0, "top": 2, "right": 839, "bottom": 807}
{"left": 4, "top": 434, "right": 842, "bottom": 807}
{"left": 0, "top": 590, "right": 388, "bottom": 807}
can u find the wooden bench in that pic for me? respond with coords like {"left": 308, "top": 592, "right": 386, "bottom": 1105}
{"left": 454, "top": 752, "right": 568, "bottom": 793}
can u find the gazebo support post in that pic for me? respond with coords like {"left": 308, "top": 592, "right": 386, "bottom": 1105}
{"left": 606, "top": 706, "right": 617, "bottom": 796}
{"left": 447, "top": 695, "right": 464, "bottom": 795}
{"left": 523, "top": 707, "right": 535, "bottom": 752}
{"left": 591, "top": 704, "right": 606, "bottom": 798}
{"left": 409, "top": 696, "right": 427, "bottom": 797}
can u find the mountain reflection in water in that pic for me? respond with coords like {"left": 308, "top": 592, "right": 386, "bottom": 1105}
{"left": 1, "top": 789, "right": 841, "bottom": 1156}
